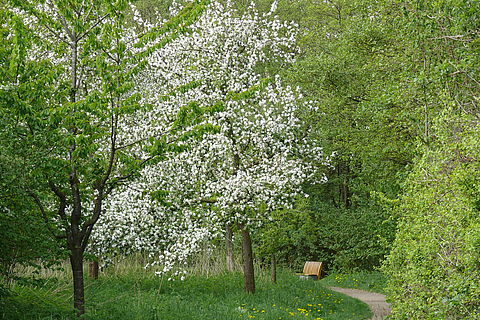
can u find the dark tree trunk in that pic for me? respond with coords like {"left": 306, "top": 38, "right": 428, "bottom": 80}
{"left": 271, "top": 255, "right": 277, "bottom": 284}
{"left": 337, "top": 160, "right": 351, "bottom": 208}
{"left": 89, "top": 260, "right": 99, "bottom": 279}
{"left": 239, "top": 224, "right": 255, "bottom": 294}
{"left": 341, "top": 179, "right": 351, "bottom": 208}
{"left": 70, "top": 248, "right": 85, "bottom": 316}
{"left": 225, "top": 225, "right": 235, "bottom": 272}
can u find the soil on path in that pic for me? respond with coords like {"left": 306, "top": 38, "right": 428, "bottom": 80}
{"left": 329, "top": 287, "right": 391, "bottom": 320}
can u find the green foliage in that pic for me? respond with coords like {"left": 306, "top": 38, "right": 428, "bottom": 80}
{"left": 0, "top": 282, "right": 12, "bottom": 312}
{"left": 376, "top": 0, "right": 480, "bottom": 318}
{"left": 245, "top": 0, "right": 417, "bottom": 273}
{"left": 0, "top": 205, "right": 64, "bottom": 282}
{"left": 383, "top": 113, "right": 480, "bottom": 319}
{"left": 0, "top": 8, "right": 65, "bottom": 281}
{"left": 1, "top": 283, "right": 74, "bottom": 320}
{"left": 1, "top": 0, "right": 213, "bottom": 314}
{"left": 280, "top": 0, "right": 417, "bottom": 207}
{"left": 2, "top": 270, "right": 372, "bottom": 320}
{"left": 256, "top": 195, "right": 395, "bottom": 272}
{"left": 256, "top": 199, "right": 322, "bottom": 269}
{"left": 2, "top": 0, "right": 479, "bottom": 318}
{"left": 314, "top": 205, "right": 393, "bottom": 272}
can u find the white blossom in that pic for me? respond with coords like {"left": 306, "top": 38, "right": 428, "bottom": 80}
{"left": 90, "top": 1, "right": 323, "bottom": 276}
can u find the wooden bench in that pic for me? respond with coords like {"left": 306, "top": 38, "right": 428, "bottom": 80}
{"left": 299, "top": 261, "right": 323, "bottom": 280}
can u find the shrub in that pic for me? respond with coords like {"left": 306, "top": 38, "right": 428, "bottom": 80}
{"left": 383, "top": 114, "right": 480, "bottom": 319}
{"left": 256, "top": 198, "right": 395, "bottom": 272}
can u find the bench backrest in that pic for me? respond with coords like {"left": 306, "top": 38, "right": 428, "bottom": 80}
{"left": 303, "top": 261, "right": 323, "bottom": 277}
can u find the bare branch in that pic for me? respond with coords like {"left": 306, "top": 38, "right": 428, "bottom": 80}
{"left": 57, "top": 13, "right": 75, "bottom": 42}
{"left": 105, "top": 155, "right": 155, "bottom": 196}
{"left": 43, "top": 24, "right": 70, "bottom": 45}
{"left": 28, "top": 190, "right": 66, "bottom": 239}
{"left": 77, "top": 13, "right": 110, "bottom": 42}
{"left": 116, "top": 129, "right": 170, "bottom": 151}
{"left": 82, "top": 2, "right": 95, "bottom": 24}
{"left": 48, "top": 180, "right": 68, "bottom": 222}
{"left": 101, "top": 47, "right": 119, "bottom": 64}
{"left": 80, "top": 197, "right": 103, "bottom": 251}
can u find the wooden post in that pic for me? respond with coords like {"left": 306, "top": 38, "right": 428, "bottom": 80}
{"left": 89, "top": 261, "right": 99, "bottom": 279}
{"left": 271, "top": 255, "right": 277, "bottom": 284}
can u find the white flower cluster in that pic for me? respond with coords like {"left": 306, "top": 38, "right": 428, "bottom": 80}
{"left": 90, "top": 1, "right": 323, "bottom": 276}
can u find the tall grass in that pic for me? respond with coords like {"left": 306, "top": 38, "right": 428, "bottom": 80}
{"left": 3, "top": 250, "right": 373, "bottom": 320}
{"left": 3, "top": 269, "right": 372, "bottom": 320}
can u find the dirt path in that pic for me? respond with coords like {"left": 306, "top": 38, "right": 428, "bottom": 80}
{"left": 329, "top": 287, "right": 391, "bottom": 320}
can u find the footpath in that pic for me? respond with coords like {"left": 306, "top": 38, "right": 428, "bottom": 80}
{"left": 329, "top": 287, "right": 391, "bottom": 320}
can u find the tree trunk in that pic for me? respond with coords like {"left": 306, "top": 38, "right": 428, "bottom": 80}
{"left": 89, "top": 260, "right": 99, "bottom": 279}
{"left": 271, "top": 254, "right": 277, "bottom": 284}
{"left": 337, "top": 160, "right": 351, "bottom": 208}
{"left": 239, "top": 224, "right": 255, "bottom": 294}
{"left": 341, "top": 179, "right": 351, "bottom": 208}
{"left": 70, "top": 248, "right": 85, "bottom": 316}
{"left": 225, "top": 225, "right": 235, "bottom": 272}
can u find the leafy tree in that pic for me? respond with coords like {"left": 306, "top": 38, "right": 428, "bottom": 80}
{"left": 384, "top": 117, "right": 480, "bottom": 318}
{"left": 0, "top": 2, "right": 64, "bottom": 285}
{"left": 381, "top": 0, "right": 480, "bottom": 318}
{"left": 280, "top": 0, "right": 418, "bottom": 207}
{"left": 1, "top": 0, "right": 208, "bottom": 315}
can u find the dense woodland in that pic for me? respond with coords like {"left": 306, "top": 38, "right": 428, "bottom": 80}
{"left": 1, "top": 0, "right": 479, "bottom": 319}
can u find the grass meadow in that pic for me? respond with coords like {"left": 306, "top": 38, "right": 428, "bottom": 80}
{"left": 1, "top": 260, "right": 373, "bottom": 320}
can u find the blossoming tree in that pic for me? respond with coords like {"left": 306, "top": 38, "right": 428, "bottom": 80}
{"left": 91, "top": 0, "right": 323, "bottom": 293}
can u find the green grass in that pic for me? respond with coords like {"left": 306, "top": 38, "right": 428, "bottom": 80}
{"left": 2, "top": 270, "right": 372, "bottom": 320}
{"left": 0, "top": 281, "right": 74, "bottom": 320}
{"left": 320, "top": 271, "right": 387, "bottom": 294}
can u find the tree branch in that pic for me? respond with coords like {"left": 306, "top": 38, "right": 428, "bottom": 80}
{"left": 28, "top": 191, "right": 66, "bottom": 239}
{"left": 43, "top": 24, "right": 70, "bottom": 45}
{"left": 57, "top": 12, "right": 75, "bottom": 42}
{"left": 77, "top": 13, "right": 110, "bottom": 42}
{"left": 48, "top": 180, "right": 68, "bottom": 222}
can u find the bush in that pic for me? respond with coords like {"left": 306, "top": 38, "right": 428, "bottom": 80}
{"left": 383, "top": 114, "right": 480, "bottom": 319}
{"left": 314, "top": 203, "right": 395, "bottom": 271}
{"left": 256, "top": 198, "right": 395, "bottom": 272}
{"left": 0, "top": 205, "right": 64, "bottom": 283}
